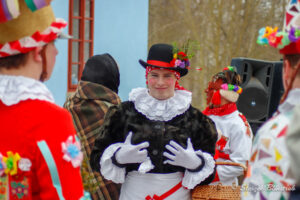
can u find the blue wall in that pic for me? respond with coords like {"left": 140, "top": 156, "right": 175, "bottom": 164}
{"left": 93, "top": 0, "right": 148, "bottom": 101}
{"left": 45, "top": 0, "right": 69, "bottom": 106}
{"left": 47, "top": 0, "right": 149, "bottom": 106}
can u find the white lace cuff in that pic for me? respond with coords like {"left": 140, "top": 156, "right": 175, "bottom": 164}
{"left": 182, "top": 152, "right": 215, "bottom": 189}
{"left": 100, "top": 143, "right": 126, "bottom": 184}
{"left": 100, "top": 143, "right": 155, "bottom": 183}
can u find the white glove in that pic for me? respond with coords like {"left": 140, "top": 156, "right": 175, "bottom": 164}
{"left": 163, "top": 138, "right": 202, "bottom": 170}
{"left": 115, "top": 132, "right": 149, "bottom": 164}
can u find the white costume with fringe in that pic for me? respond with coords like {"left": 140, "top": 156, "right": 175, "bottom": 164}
{"left": 241, "top": 89, "right": 300, "bottom": 200}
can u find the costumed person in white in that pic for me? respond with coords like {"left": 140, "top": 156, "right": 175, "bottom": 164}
{"left": 90, "top": 43, "right": 218, "bottom": 200}
{"left": 203, "top": 66, "right": 253, "bottom": 186}
{"left": 286, "top": 104, "right": 300, "bottom": 200}
{"left": 241, "top": 0, "right": 300, "bottom": 199}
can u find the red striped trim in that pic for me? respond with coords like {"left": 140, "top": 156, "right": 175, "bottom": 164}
{"left": 0, "top": 52, "right": 10, "bottom": 57}
{"left": 43, "top": 32, "right": 58, "bottom": 43}
{"left": 9, "top": 41, "right": 22, "bottom": 51}
{"left": 51, "top": 21, "right": 67, "bottom": 29}
{"left": 9, "top": 40, "right": 35, "bottom": 53}
{"left": 0, "top": 20, "right": 66, "bottom": 57}
{"left": 217, "top": 151, "right": 230, "bottom": 160}
{"left": 32, "top": 31, "right": 44, "bottom": 42}
{"left": 31, "top": 31, "right": 57, "bottom": 43}
{"left": 147, "top": 60, "right": 172, "bottom": 68}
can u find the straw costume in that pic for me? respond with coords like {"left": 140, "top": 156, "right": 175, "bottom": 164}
{"left": 0, "top": 1, "right": 87, "bottom": 199}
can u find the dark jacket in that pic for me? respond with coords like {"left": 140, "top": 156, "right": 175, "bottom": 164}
{"left": 64, "top": 80, "right": 121, "bottom": 200}
{"left": 90, "top": 101, "right": 218, "bottom": 184}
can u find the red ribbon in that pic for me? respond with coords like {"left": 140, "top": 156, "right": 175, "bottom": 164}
{"left": 51, "top": 21, "right": 67, "bottom": 29}
{"left": 212, "top": 170, "right": 220, "bottom": 182}
{"left": 147, "top": 60, "right": 172, "bottom": 68}
{"left": 145, "top": 181, "right": 182, "bottom": 200}
{"left": 145, "top": 194, "right": 162, "bottom": 200}
{"left": 214, "top": 150, "right": 230, "bottom": 160}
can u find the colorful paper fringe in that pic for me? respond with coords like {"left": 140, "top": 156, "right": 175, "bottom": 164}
{"left": 25, "top": 0, "right": 51, "bottom": 12}
{"left": 0, "top": 0, "right": 52, "bottom": 23}
{"left": 0, "top": 0, "right": 20, "bottom": 23}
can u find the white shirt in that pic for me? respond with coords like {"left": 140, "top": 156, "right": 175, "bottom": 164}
{"left": 208, "top": 110, "right": 253, "bottom": 186}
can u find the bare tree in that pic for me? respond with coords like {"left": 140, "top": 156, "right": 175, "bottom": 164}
{"left": 149, "top": 0, "right": 288, "bottom": 109}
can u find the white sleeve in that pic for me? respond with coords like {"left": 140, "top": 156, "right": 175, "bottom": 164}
{"left": 100, "top": 143, "right": 155, "bottom": 184}
{"left": 100, "top": 143, "right": 126, "bottom": 184}
{"left": 182, "top": 151, "right": 215, "bottom": 189}
{"left": 217, "top": 123, "right": 252, "bottom": 183}
{"left": 286, "top": 105, "right": 300, "bottom": 184}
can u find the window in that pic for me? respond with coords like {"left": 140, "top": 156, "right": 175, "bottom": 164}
{"left": 68, "top": 0, "right": 94, "bottom": 91}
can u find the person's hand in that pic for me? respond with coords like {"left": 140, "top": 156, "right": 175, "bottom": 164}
{"left": 115, "top": 132, "right": 149, "bottom": 164}
{"left": 163, "top": 138, "right": 202, "bottom": 170}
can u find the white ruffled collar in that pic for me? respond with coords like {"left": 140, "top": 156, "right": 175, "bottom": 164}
{"left": 129, "top": 87, "right": 192, "bottom": 121}
{"left": 0, "top": 75, "right": 54, "bottom": 106}
{"left": 278, "top": 88, "right": 300, "bottom": 113}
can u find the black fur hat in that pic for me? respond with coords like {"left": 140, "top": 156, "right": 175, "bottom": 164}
{"left": 81, "top": 53, "right": 120, "bottom": 94}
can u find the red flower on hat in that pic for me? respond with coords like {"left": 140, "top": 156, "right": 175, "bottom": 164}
{"left": 170, "top": 58, "right": 176, "bottom": 67}
{"left": 268, "top": 32, "right": 283, "bottom": 48}
{"left": 177, "top": 51, "right": 188, "bottom": 60}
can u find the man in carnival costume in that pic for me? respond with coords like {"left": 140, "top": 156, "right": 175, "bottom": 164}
{"left": 203, "top": 66, "right": 253, "bottom": 186}
{"left": 90, "top": 43, "right": 218, "bottom": 200}
{"left": 0, "top": 0, "right": 88, "bottom": 199}
{"left": 241, "top": 0, "right": 300, "bottom": 199}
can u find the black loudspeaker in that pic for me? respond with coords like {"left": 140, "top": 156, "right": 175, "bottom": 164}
{"left": 230, "top": 58, "right": 284, "bottom": 135}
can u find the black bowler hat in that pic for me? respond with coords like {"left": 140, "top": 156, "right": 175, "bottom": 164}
{"left": 139, "top": 43, "right": 189, "bottom": 77}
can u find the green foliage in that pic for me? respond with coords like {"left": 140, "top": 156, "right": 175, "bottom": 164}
{"left": 172, "top": 39, "right": 200, "bottom": 59}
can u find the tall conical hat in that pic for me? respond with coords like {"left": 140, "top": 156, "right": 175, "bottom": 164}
{"left": 256, "top": 0, "right": 300, "bottom": 54}
{"left": 279, "top": 0, "right": 300, "bottom": 54}
{"left": 256, "top": 0, "right": 300, "bottom": 103}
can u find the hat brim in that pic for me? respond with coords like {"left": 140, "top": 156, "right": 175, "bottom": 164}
{"left": 0, "top": 18, "right": 67, "bottom": 58}
{"left": 139, "top": 59, "right": 188, "bottom": 77}
{"left": 279, "top": 40, "right": 300, "bottom": 55}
